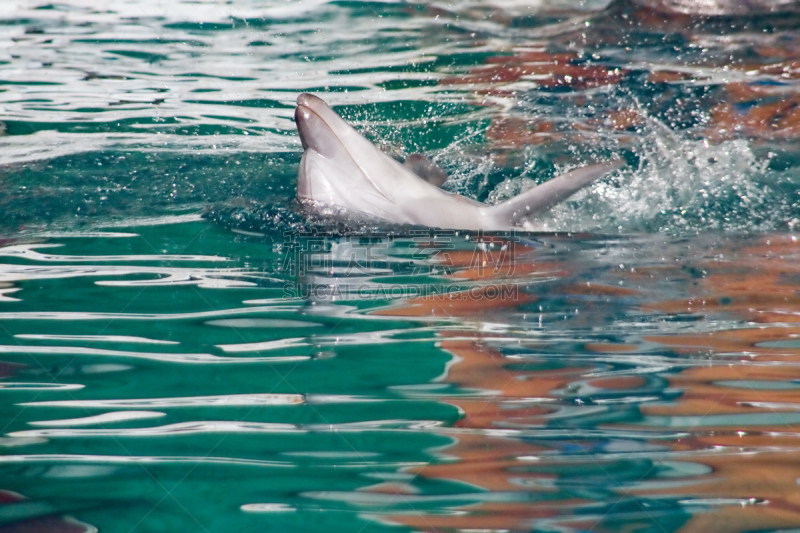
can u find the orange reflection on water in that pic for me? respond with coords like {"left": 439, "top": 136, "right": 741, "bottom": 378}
{"left": 614, "top": 234, "right": 800, "bottom": 531}
{"left": 373, "top": 232, "right": 800, "bottom": 531}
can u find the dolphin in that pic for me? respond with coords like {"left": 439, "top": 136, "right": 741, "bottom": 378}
{"left": 295, "top": 93, "right": 623, "bottom": 231}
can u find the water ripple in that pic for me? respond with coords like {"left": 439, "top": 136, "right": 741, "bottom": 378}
{"left": 30, "top": 411, "right": 166, "bottom": 427}
{"left": 0, "top": 345, "right": 309, "bottom": 364}
{"left": 23, "top": 393, "right": 305, "bottom": 408}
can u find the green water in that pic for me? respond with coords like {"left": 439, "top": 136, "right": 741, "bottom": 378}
{"left": 2, "top": 1, "right": 800, "bottom": 532}
{"left": 0, "top": 222, "right": 461, "bottom": 532}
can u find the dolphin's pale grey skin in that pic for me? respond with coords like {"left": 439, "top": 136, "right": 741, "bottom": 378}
{"left": 295, "top": 93, "right": 623, "bottom": 231}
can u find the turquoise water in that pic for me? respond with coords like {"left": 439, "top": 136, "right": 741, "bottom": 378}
{"left": 2, "top": 1, "right": 800, "bottom": 532}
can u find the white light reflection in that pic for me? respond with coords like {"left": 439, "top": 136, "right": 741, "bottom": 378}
{"left": 0, "top": 243, "right": 228, "bottom": 262}
{"left": 16, "top": 334, "right": 179, "bottom": 345}
{"left": 0, "top": 345, "right": 309, "bottom": 364}
{"left": 23, "top": 393, "right": 304, "bottom": 408}
{"left": 30, "top": 411, "right": 166, "bottom": 427}
{"left": 241, "top": 503, "right": 296, "bottom": 513}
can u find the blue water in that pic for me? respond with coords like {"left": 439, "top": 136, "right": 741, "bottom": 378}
{"left": 1, "top": 1, "right": 800, "bottom": 532}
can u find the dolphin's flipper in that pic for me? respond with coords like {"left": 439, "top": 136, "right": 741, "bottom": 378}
{"left": 403, "top": 154, "right": 448, "bottom": 187}
{"left": 490, "top": 160, "right": 625, "bottom": 225}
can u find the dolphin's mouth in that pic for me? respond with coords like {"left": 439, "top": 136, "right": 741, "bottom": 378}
{"left": 294, "top": 107, "right": 312, "bottom": 150}
{"left": 294, "top": 98, "right": 318, "bottom": 151}
{"left": 295, "top": 93, "right": 338, "bottom": 154}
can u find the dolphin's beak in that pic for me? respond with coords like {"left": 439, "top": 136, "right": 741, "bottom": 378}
{"left": 294, "top": 95, "right": 319, "bottom": 151}
{"left": 295, "top": 93, "right": 342, "bottom": 156}
{"left": 294, "top": 106, "right": 311, "bottom": 150}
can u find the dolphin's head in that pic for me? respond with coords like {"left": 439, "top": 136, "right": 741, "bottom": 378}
{"left": 295, "top": 93, "right": 362, "bottom": 203}
{"left": 294, "top": 93, "right": 435, "bottom": 220}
